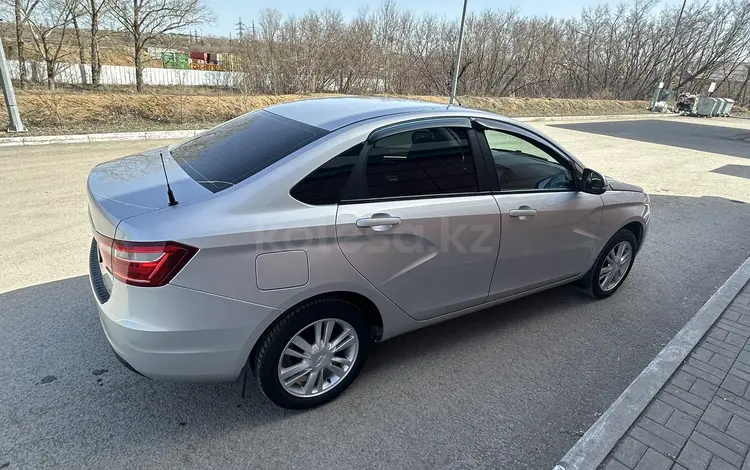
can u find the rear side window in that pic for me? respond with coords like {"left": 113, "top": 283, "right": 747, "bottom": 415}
{"left": 290, "top": 144, "right": 363, "bottom": 205}
{"left": 365, "top": 127, "right": 478, "bottom": 199}
{"left": 171, "top": 111, "right": 329, "bottom": 193}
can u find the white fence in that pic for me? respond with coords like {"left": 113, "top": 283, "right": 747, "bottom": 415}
{"left": 6, "top": 60, "right": 241, "bottom": 87}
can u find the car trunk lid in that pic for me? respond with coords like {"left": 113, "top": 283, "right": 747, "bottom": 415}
{"left": 87, "top": 147, "right": 211, "bottom": 238}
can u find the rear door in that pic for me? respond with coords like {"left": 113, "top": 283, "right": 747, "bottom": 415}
{"left": 474, "top": 120, "right": 603, "bottom": 300}
{"left": 335, "top": 119, "right": 501, "bottom": 321}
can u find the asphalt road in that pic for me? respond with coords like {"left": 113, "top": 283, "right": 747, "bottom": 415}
{"left": 1, "top": 117, "right": 750, "bottom": 469}
{"left": 552, "top": 118, "right": 750, "bottom": 159}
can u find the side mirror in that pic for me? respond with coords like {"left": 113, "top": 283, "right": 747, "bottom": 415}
{"left": 581, "top": 168, "right": 607, "bottom": 194}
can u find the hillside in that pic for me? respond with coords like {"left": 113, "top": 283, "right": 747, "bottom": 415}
{"left": 0, "top": 88, "right": 651, "bottom": 135}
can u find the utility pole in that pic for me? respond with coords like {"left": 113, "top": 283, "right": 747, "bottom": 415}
{"left": 236, "top": 17, "right": 245, "bottom": 39}
{"left": 0, "top": 35, "right": 26, "bottom": 132}
{"left": 651, "top": 0, "right": 687, "bottom": 111}
{"left": 449, "top": 0, "right": 468, "bottom": 105}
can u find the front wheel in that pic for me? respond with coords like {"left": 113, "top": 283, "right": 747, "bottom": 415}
{"left": 253, "top": 297, "right": 371, "bottom": 409}
{"left": 579, "top": 229, "right": 638, "bottom": 299}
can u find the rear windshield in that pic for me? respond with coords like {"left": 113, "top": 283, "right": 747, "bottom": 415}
{"left": 170, "top": 110, "right": 329, "bottom": 192}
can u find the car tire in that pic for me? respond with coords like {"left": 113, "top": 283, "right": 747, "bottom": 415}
{"left": 578, "top": 229, "right": 638, "bottom": 299}
{"left": 253, "top": 297, "right": 371, "bottom": 409}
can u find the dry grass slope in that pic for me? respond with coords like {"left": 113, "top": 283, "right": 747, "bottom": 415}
{"left": 1, "top": 89, "right": 651, "bottom": 135}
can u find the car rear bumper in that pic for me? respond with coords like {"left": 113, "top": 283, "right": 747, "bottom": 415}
{"left": 89, "top": 252, "right": 281, "bottom": 382}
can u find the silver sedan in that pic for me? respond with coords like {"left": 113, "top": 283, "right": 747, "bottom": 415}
{"left": 87, "top": 97, "right": 649, "bottom": 408}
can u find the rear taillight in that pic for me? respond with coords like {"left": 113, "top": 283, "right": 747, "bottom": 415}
{"left": 94, "top": 232, "right": 197, "bottom": 287}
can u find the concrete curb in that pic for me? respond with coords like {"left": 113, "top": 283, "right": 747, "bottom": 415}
{"left": 515, "top": 113, "right": 674, "bottom": 123}
{"left": 0, "top": 112, "right": 679, "bottom": 148}
{"left": 0, "top": 129, "right": 202, "bottom": 147}
{"left": 553, "top": 255, "right": 750, "bottom": 470}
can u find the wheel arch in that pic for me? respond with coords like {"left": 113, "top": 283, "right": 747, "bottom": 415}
{"left": 248, "top": 291, "right": 384, "bottom": 369}
{"left": 622, "top": 220, "right": 645, "bottom": 250}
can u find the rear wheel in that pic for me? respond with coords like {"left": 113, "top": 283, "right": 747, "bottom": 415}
{"left": 579, "top": 229, "right": 637, "bottom": 299}
{"left": 253, "top": 297, "right": 371, "bottom": 409}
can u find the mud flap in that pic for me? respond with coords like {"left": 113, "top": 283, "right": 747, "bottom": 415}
{"left": 234, "top": 363, "right": 249, "bottom": 398}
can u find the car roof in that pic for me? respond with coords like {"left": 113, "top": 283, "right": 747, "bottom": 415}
{"left": 266, "top": 96, "right": 481, "bottom": 131}
{"left": 263, "top": 97, "right": 582, "bottom": 167}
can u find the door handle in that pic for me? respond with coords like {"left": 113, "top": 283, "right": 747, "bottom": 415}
{"left": 509, "top": 208, "right": 537, "bottom": 217}
{"left": 356, "top": 214, "right": 401, "bottom": 231}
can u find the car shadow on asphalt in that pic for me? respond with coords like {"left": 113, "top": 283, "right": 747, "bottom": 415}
{"left": 0, "top": 273, "right": 592, "bottom": 404}
{"left": 365, "top": 284, "right": 596, "bottom": 376}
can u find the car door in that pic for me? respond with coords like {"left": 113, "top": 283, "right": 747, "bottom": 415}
{"left": 474, "top": 119, "right": 603, "bottom": 300}
{"left": 335, "top": 118, "right": 501, "bottom": 321}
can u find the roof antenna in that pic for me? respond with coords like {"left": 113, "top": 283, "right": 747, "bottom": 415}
{"left": 159, "top": 152, "right": 179, "bottom": 206}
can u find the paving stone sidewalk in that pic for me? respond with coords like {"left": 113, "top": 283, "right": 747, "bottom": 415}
{"left": 600, "top": 283, "right": 750, "bottom": 470}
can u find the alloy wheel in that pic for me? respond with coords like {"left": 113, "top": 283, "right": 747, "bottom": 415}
{"left": 277, "top": 318, "right": 359, "bottom": 398}
{"left": 599, "top": 241, "right": 633, "bottom": 292}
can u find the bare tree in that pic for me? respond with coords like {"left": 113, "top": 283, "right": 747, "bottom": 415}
{"left": 70, "top": 1, "right": 87, "bottom": 84}
{"left": 669, "top": 0, "right": 750, "bottom": 92}
{"left": 4, "top": 0, "right": 749, "bottom": 104}
{"left": 223, "top": 0, "right": 750, "bottom": 105}
{"left": 25, "top": 0, "right": 75, "bottom": 90}
{"left": 6, "top": 0, "right": 41, "bottom": 89}
{"left": 337, "top": 7, "right": 375, "bottom": 93}
{"left": 108, "top": 0, "right": 213, "bottom": 91}
{"left": 255, "top": 8, "right": 282, "bottom": 93}
{"left": 78, "top": 0, "right": 107, "bottom": 85}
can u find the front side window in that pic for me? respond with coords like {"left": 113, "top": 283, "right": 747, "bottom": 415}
{"left": 365, "top": 127, "right": 478, "bottom": 199}
{"left": 484, "top": 129, "right": 574, "bottom": 191}
{"left": 290, "top": 144, "right": 363, "bottom": 205}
